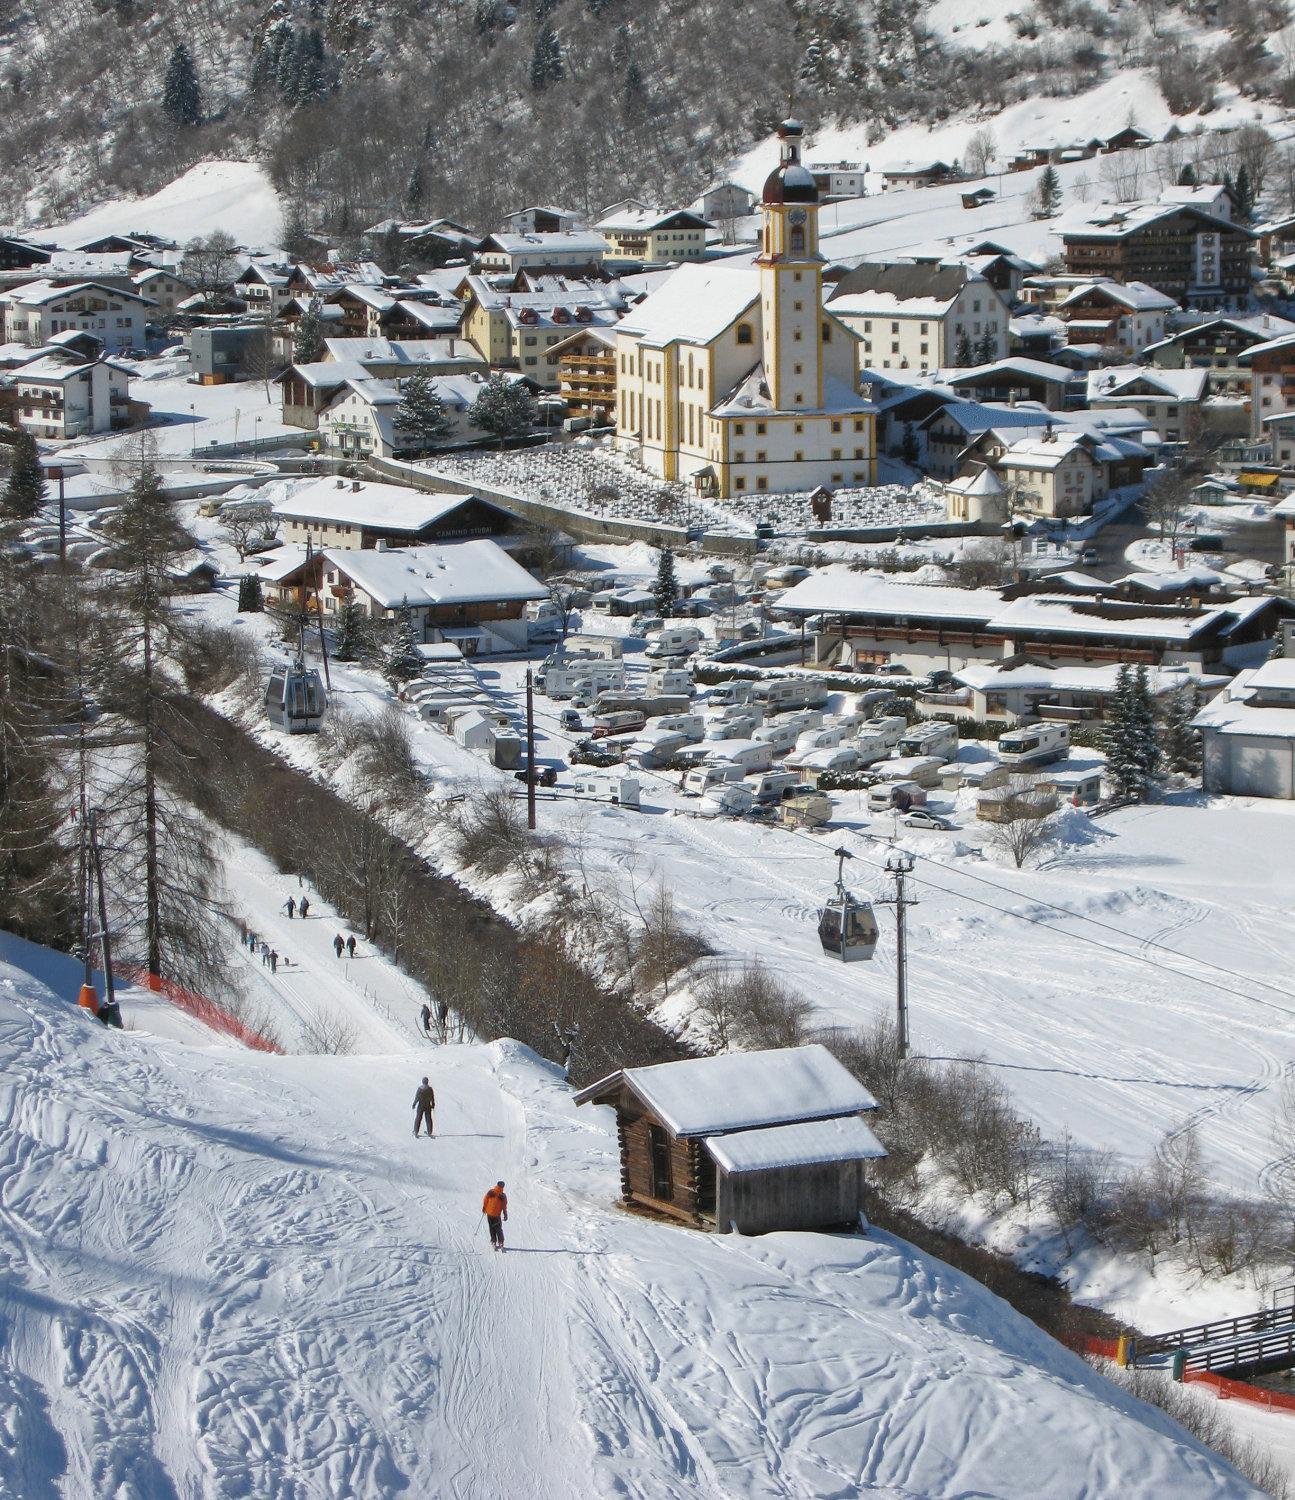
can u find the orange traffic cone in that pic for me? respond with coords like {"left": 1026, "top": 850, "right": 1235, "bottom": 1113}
{"left": 77, "top": 983, "right": 100, "bottom": 1016}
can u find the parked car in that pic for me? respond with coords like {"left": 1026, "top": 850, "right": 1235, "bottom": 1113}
{"left": 1079, "top": 546, "right": 1100, "bottom": 566}
{"left": 925, "top": 668, "right": 955, "bottom": 688}
{"left": 902, "top": 808, "right": 954, "bottom": 830}
{"left": 559, "top": 708, "right": 582, "bottom": 731}
{"left": 872, "top": 662, "right": 911, "bottom": 676}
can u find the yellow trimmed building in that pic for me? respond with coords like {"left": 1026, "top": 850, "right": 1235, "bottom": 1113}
{"left": 613, "top": 121, "right": 876, "bottom": 498}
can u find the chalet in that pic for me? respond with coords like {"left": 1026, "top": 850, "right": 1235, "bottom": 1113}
{"left": 1086, "top": 365, "right": 1208, "bottom": 443}
{"left": 271, "top": 477, "right": 517, "bottom": 549}
{"left": 372, "top": 218, "right": 480, "bottom": 264}
{"left": 573, "top": 1045, "right": 885, "bottom": 1234}
{"left": 550, "top": 325, "right": 616, "bottom": 422}
{"left": 1256, "top": 215, "right": 1295, "bottom": 266}
{"left": 500, "top": 206, "right": 586, "bottom": 235}
{"left": 961, "top": 188, "right": 996, "bottom": 210}
{"left": 0, "top": 280, "right": 156, "bottom": 354}
{"left": 963, "top": 429, "right": 1104, "bottom": 518}
{"left": 44, "top": 251, "right": 140, "bottom": 293}
{"left": 698, "top": 181, "right": 757, "bottom": 225}
{"left": 235, "top": 260, "right": 315, "bottom": 320}
{"left": 1239, "top": 331, "right": 1295, "bottom": 440}
{"left": 808, "top": 161, "right": 867, "bottom": 201}
{"left": 1054, "top": 279, "right": 1177, "bottom": 351}
{"left": 277, "top": 359, "right": 369, "bottom": 429}
{"left": 276, "top": 538, "right": 547, "bottom": 654}
{"left": 0, "top": 237, "right": 52, "bottom": 272}
{"left": 881, "top": 162, "right": 957, "bottom": 190}
{"left": 315, "top": 371, "right": 509, "bottom": 458}
{"left": 827, "top": 264, "right": 1010, "bottom": 373}
{"left": 1144, "top": 314, "right": 1295, "bottom": 398}
{"left": 319, "top": 337, "right": 486, "bottom": 379}
{"left": 1100, "top": 125, "right": 1153, "bottom": 153}
{"left": 476, "top": 232, "right": 608, "bottom": 276}
{"left": 595, "top": 207, "right": 712, "bottom": 264}
{"left": 1062, "top": 204, "right": 1252, "bottom": 305}
{"left": 918, "top": 401, "right": 1063, "bottom": 480}
{"left": 953, "top": 657, "right": 1225, "bottom": 725}
{"left": 1195, "top": 659, "right": 1295, "bottom": 799}
{"left": 946, "top": 356, "right": 1077, "bottom": 410}
{"left": 1159, "top": 182, "right": 1241, "bottom": 222}
{"left": 131, "top": 266, "right": 194, "bottom": 317}
{"left": 6, "top": 353, "right": 133, "bottom": 438}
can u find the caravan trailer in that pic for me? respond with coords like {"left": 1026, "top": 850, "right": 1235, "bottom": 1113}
{"left": 897, "top": 721, "right": 959, "bottom": 764}
{"left": 645, "top": 626, "right": 703, "bottom": 659}
{"left": 998, "top": 722, "right": 1071, "bottom": 768}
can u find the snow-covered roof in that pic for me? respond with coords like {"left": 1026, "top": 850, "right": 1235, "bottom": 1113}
{"left": 1193, "top": 668, "right": 1295, "bottom": 739}
{"left": 1087, "top": 366, "right": 1208, "bottom": 402}
{"left": 1, "top": 278, "right": 155, "bottom": 307}
{"left": 956, "top": 659, "right": 1220, "bottom": 696}
{"left": 321, "top": 337, "right": 484, "bottom": 369}
{"left": 704, "top": 1115, "right": 886, "bottom": 1173}
{"left": 995, "top": 433, "right": 1092, "bottom": 470}
{"left": 711, "top": 361, "right": 871, "bottom": 418}
{"left": 989, "top": 594, "right": 1246, "bottom": 643}
{"left": 829, "top": 289, "right": 958, "bottom": 318}
{"left": 1065, "top": 200, "right": 1246, "bottom": 242}
{"left": 950, "top": 356, "right": 1075, "bottom": 384}
{"left": 9, "top": 354, "right": 97, "bottom": 383}
{"left": 252, "top": 544, "right": 311, "bottom": 584}
{"left": 1057, "top": 279, "right": 1177, "bottom": 313}
{"left": 776, "top": 569, "right": 1004, "bottom": 623}
{"left": 1238, "top": 330, "right": 1295, "bottom": 363}
{"left": 614, "top": 263, "right": 758, "bottom": 347}
{"left": 1249, "top": 658, "right": 1295, "bottom": 692}
{"left": 324, "top": 540, "right": 546, "bottom": 610}
{"left": 481, "top": 231, "right": 609, "bottom": 256}
{"left": 576, "top": 1044, "right": 877, "bottom": 1137}
{"left": 274, "top": 479, "right": 495, "bottom": 533}
{"left": 1143, "top": 315, "right": 1295, "bottom": 356}
{"left": 946, "top": 466, "right": 1003, "bottom": 497}
{"left": 595, "top": 207, "right": 710, "bottom": 233}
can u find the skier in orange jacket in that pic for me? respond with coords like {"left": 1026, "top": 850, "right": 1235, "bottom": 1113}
{"left": 482, "top": 1182, "right": 508, "bottom": 1251}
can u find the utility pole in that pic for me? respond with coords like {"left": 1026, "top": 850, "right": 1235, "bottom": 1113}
{"left": 88, "top": 808, "right": 121, "bottom": 1026}
{"left": 877, "top": 851, "right": 917, "bottom": 1059}
{"left": 525, "top": 668, "right": 537, "bottom": 831}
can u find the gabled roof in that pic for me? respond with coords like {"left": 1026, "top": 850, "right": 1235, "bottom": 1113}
{"left": 2, "top": 278, "right": 156, "bottom": 308}
{"left": 595, "top": 207, "right": 711, "bottom": 233}
{"left": 573, "top": 1044, "right": 877, "bottom": 1136}
{"left": 274, "top": 479, "right": 505, "bottom": 534}
{"left": 1143, "top": 314, "right": 1295, "bottom": 356}
{"left": 1057, "top": 279, "right": 1177, "bottom": 313}
{"left": 323, "top": 539, "right": 546, "bottom": 610}
{"left": 614, "top": 263, "right": 758, "bottom": 347}
{"left": 949, "top": 356, "right": 1075, "bottom": 385}
{"left": 1087, "top": 365, "right": 1208, "bottom": 401}
{"left": 1064, "top": 201, "right": 1250, "bottom": 242}
{"left": 480, "top": 231, "right": 608, "bottom": 256}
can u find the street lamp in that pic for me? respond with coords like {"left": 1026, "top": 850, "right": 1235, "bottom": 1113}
{"left": 189, "top": 403, "right": 197, "bottom": 456}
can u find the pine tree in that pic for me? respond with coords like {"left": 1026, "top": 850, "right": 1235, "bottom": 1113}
{"left": 1132, "top": 663, "right": 1161, "bottom": 792}
{"left": 955, "top": 332, "right": 974, "bottom": 366}
{"left": 395, "top": 370, "right": 452, "bottom": 453}
{"left": 469, "top": 373, "right": 536, "bottom": 447}
{"left": 382, "top": 599, "right": 424, "bottom": 689}
{"left": 652, "top": 546, "right": 678, "bottom": 617}
{"left": 1102, "top": 664, "right": 1142, "bottom": 800}
{"left": 3, "top": 430, "right": 47, "bottom": 520}
{"left": 293, "top": 298, "right": 325, "bottom": 364}
{"left": 1158, "top": 682, "right": 1200, "bottom": 775}
{"left": 405, "top": 160, "right": 426, "bottom": 215}
{"left": 974, "top": 331, "right": 996, "bottom": 364}
{"left": 623, "top": 60, "right": 647, "bottom": 119}
{"left": 530, "top": 23, "right": 564, "bottom": 90}
{"left": 1038, "top": 164, "right": 1061, "bottom": 217}
{"left": 1235, "top": 163, "right": 1255, "bottom": 219}
{"left": 236, "top": 574, "right": 264, "bottom": 613}
{"left": 1177, "top": 163, "right": 1197, "bottom": 186}
{"left": 162, "top": 43, "right": 202, "bottom": 128}
{"left": 332, "top": 599, "right": 371, "bottom": 662}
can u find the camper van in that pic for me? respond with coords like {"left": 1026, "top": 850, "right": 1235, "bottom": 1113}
{"left": 753, "top": 722, "right": 800, "bottom": 755}
{"left": 596, "top": 692, "right": 692, "bottom": 718}
{"left": 571, "top": 772, "right": 641, "bottom": 808}
{"left": 752, "top": 679, "right": 830, "bottom": 713}
{"left": 652, "top": 713, "right": 704, "bottom": 742}
{"left": 771, "top": 708, "right": 825, "bottom": 735}
{"left": 706, "top": 713, "right": 760, "bottom": 742}
{"left": 861, "top": 715, "right": 907, "bottom": 751}
{"left": 645, "top": 626, "right": 703, "bottom": 659}
{"left": 874, "top": 755, "right": 946, "bottom": 789}
{"left": 707, "top": 680, "right": 753, "bottom": 708}
{"left": 698, "top": 783, "right": 755, "bottom": 819}
{"left": 751, "top": 769, "right": 802, "bottom": 805}
{"left": 592, "top": 710, "right": 647, "bottom": 739}
{"left": 700, "top": 738, "right": 773, "bottom": 774}
{"left": 562, "top": 633, "right": 623, "bottom": 661}
{"left": 897, "top": 721, "right": 959, "bottom": 764}
{"left": 631, "top": 730, "right": 692, "bottom": 769}
{"left": 867, "top": 779, "right": 929, "bottom": 813}
{"left": 683, "top": 761, "right": 746, "bottom": 796}
{"left": 998, "top": 722, "right": 1070, "bottom": 768}
{"left": 853, "top": 688, "right": 896, "bottom": 716}
{"left": 785, "top": 725, "right": 850, "bottom": 766}
{"left": 541, "top": 660, "right": 626, "bottom": 700}
{"left": 524, "top": 599, "right": 563, "bottom": 642}
{"left": 797, "top": 746, "right": 863, "bottom": 784}
{"left": 648, "top": 666, "right": 694, "bottom": 697}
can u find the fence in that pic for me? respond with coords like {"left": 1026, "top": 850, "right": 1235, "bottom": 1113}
{"left": 1130, "top": 1303, "right": 1295, "bottom": 1365}
{"left": 118, "top": 965, "right": 283, "bottom": 1054}
{"left": 1184, "top": 1371, "right": 1295, "bottom": 1414}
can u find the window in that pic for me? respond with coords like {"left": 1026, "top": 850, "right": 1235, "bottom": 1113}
{"left": 920, "top": 322, "right": 929, "bottom": 334}
{"left": 735, "top": 476, "right": 747, "bottom": 491}
{"left": 794, "top": 272, "right": 803, "bottom": 282}
{"left": 831, "top": 448, "right": 842, "bottom": 460}
{"left": 854, "top": 447, "right": 864, "bottom": 459}
{"left": 648, "top": 1125, "right": 674, "bottom": 1201}
{"left": 831, "top": 420, "right": 841, "bottom": 433}
{"left": 757, "top": 476, "right": 768, "bottom": 490}
{"left": 793, "top": 329, "right": 802, "bottom": 342}
{"left": 756, "top": 422, "right": 767, "bottom": 435}
{"left": 734, "top": 450, "right": 745, "bottom": 462}
{"left": 854, "top": 420, "right": 864, "bottom": 431}
{"left": 734, "top": 422, "right": 745, "bottom": 435}
{"left": 737, "top": 322, "right": 753, "bottom": 345}
{"left": 756, "top": 450, "right": 767, "bottom": 462}
{"left": 832, "top": 472, "right": 843, "bottom": 483}
{"left": 793, "top": 300, "right": 804, "bottom": 312}
{"left": 793, "top": 363, "right": 802, "bottom": 375}
{"left": 864, "top": 321, "right": 872, "bottom": 333}
{"left": 822, "top": 322, "right": 832, "bottom": 342}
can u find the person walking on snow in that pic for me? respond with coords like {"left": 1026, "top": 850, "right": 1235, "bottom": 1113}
{"left": 413, "top": 1077, "right": 436, "bottom": 1137}
{"left": 269, "top": 949, "right": 279, "bottom": 975}
{"left": 420, "top": 1004, "right": 432, "bottom": 1038}
{"left": 284, "top": 896, "right": 295, "bottom": 919}
{"left": 483, "top": 1182, "right": 508, "bottom": 1251}
{"left": 334, "top": 934, "right": 345, "bottom": 959}
{"left": 347, "top": 936, "right": 357, "bottom": 959}
{"left": 299, "top": 897, "right": 309, "bottom": 919}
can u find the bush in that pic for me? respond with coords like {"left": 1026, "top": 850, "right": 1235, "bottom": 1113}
{"left": 694, "top": 961, "right": 813, "bottom": 1051}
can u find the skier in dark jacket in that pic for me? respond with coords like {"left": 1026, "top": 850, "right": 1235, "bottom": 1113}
{"left": 413, "top": 1077, "right": 436, "bottom": 1137}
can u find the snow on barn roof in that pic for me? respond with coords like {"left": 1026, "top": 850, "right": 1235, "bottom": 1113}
{"left": 274, "top": 479, "right": 496, "bottom": 533}
{"left": 615, "top": 263, "right": 759, "bottom": 347}
{"left": 704, "top": 1115, "right": 886, "bottom": 1173}
{"left": 324, "top": 539, "right": 546, "bottom": 609}
{"left": 987, "top": 594, "right": 1252, "bottom": 642}
{"left": 575, "top": 1044, "right": 877, "bottom": 1137}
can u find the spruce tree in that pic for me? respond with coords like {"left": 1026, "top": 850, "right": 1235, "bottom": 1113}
{"left": 395, "top": 370, "right": 452, "bottom": 453}
{"left": 900, "top": 422, "right": 918, "bottom": 465}
{"left": 293, "top": 298, "right": 325, "bottom": 364}
{"left": 955, "top": 332, "right": 974, "bottom": 366}
{"left": 333, "top": 599, "right": 371, "bottom": 662}
{"left": 1178, "top": 163, "right": 1197, "bottom": 186}
{"left": 405, "top": 161, "right": 426, "bottom": 215}
{"left": 236, "top": 574, "right": 264, "bottom": 613}
{"left": 1102, "top": 664, "right": 1141, "bottom": 799}
{"left": 530, "top": 23, "right": 564, "bottom": 90}
{"left": 1132, "top": 663, "right": 1161, "bottom": 792}
{"left": 3, "top": 430, "right": 47, "bottom": 520}
{"left": 652, "top": 546, "right": 679, "bottom": 617}
{"left": 469, "top": 373, "right": 536, "bottom": 447}
{"left": 383, "top": 599, "right": 424, "bottom": 689}
{"left": 1158, "top": 682, "right": 1200, "bottom": 775}
{"left": 162, "top": 43, "right": 202, "bottom": 128}
{"left": 975, "top": 331, "right": 996, "bottom": 364}
{"left": 1038, "top": 164, "right": 1061, "bottom": 217}
{"left": 1235, "top": 164, "right": 1255, "bottom": 219}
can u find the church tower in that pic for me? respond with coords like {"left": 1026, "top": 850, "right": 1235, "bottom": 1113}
{"left": 756, "top": 119, "right": 823, "bottom": 411}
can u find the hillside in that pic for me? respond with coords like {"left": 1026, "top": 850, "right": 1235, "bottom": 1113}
{"left": 1, "top": 0, "right": 1291, "bottom": 240}
{"left": 0, "top": 943, "right": 1265, "bottom": 1499}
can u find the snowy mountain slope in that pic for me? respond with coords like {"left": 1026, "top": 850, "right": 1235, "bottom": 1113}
{"left": 0, "top": 960, "right": 1262, "bottom": 1499}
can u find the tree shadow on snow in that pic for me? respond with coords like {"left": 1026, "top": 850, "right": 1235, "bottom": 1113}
{"left": 156, "top": 1115, "right": 357, "bottom": 1173}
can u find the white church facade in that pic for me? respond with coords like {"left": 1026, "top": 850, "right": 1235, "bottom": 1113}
{"left": 613, "top": 120, "right": 877, "bottom": 498}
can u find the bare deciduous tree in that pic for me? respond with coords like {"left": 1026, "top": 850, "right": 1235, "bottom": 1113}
{"left": 220, "top": 502, "right": 278, "bottom": 562}
{"left": 986, "top": 774, "right": 1057, "bottom": 868}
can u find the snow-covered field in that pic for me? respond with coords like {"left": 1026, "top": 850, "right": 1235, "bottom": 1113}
{"left": 38, "top": 161, "right": 284, "bottom": 254}
{"left": 0, "top": 945, "right": 1264, "bottom": 1498}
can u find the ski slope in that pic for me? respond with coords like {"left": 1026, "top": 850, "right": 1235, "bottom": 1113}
{"left": 0, "top": 953, "right": 1263, "bottom": 1499}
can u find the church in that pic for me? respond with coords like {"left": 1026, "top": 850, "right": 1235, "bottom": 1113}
{"left": 613, "top": 120, "right": 876, "bottom": 499}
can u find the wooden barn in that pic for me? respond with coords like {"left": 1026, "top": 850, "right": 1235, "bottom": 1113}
{"left": 574, "top": 1045, "right": 885, "bottom": 1235}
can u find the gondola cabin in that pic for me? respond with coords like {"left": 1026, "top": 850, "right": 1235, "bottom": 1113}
{"left": 265, "top": 663, "right": 327, "bottom": 734}
{"left": 574, "top": 1045, "right": 885, "bottom": 1235}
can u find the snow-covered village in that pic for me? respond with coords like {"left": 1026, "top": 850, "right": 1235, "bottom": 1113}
{"left": 16, "top": 1, "right": 1295, "bottom": 1495}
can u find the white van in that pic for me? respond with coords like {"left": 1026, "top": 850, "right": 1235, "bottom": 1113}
{"left": 707, "top": 713, "right": 761, "bottom": 742}
{"left": 702, "top": 738, "right": 774, "bottom": 774}
{"left": 771, "top": 708, "right": 825, "bottom": 735}
{"left": 563, "top": 634, "right": 623, "bottom": 661}
{"left": 698, "top": 783, "right": 755, "bottom": 819}
{"left": 897, "top": 721, "right": 958, "bottom": 764}
{"left": 684, "top": 761, "right": 746, "bottom": 796}
{"left": 645, "top": 626, "right": 702, "bottom": 659}
{"left": 998, "top": 722, "right": 1070, "bottom": 768}
{"left": 753, "top": 722, "right": 800, "bottom": 755}
{"left": 861, "top": 715, "right": 907, "bottom": 751}
{"left": 868, "top": 779, "right": 928, "bottom": 813}
{"left": 652, "top": 713, "right": 704, "bottom": 742}
{"left": 751, "top": 769, "right": 802, "bottom": 805}
{"left": 592, "top": 710, "right": 647, "bottom": 739}
{"left": 524, "top": 599, "right": 563, "bottom": 641}
{"left": 707, "top": 680, "right": 753, "bottom": 707}
{"left": 852, "top": 731, "right": 895, "bottom": 768}
{"left": 572, "top": 772, "right": 641, "bottom": 808}
{"left": 752, "top": 679, "right": 828, "bottom": 713}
